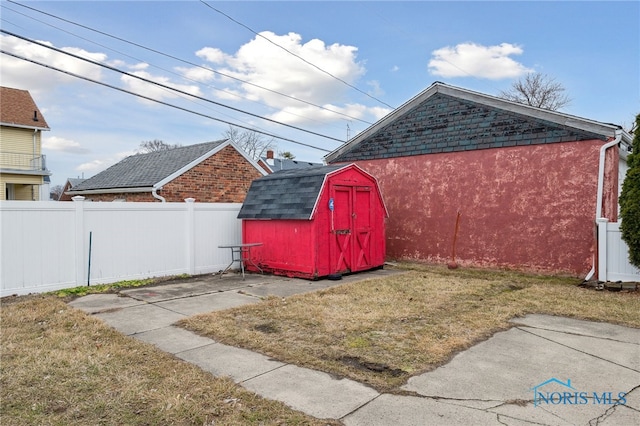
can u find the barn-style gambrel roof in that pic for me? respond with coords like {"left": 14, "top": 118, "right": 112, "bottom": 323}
{"left": 325, "top": 82, "right": 630, "bottom": 163}
{"left": 238, "top": 164, "right": 348, "bottom": 220}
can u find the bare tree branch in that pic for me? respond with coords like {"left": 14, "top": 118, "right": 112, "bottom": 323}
{"left": 499, "top": 73, "right": 571, "bottom": 111}
{"left": 223, "top": 125, "right": 276, "bottom": 160}
{"left": 138, "top": 139, "right": 181, "bottom": 153}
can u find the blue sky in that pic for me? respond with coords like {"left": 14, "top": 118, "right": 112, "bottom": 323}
{"left": 2, "top": 1, "right": 638, "bottom": 188}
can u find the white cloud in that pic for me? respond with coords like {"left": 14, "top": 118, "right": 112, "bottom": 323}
{"left": 176, "top": 65, "right": 216, "bottom": 83}
{"left": 196, "top": 47, "right": 230, "bottom": 64}
{"left": 0, "top": 35, "right": 105, "bottom": 93}
{"left": 120, "top": 70, "right": 203, "bottom": 101}
{"left": 43, "top": 136, "right": 89, "bottom": 154}
{"left": 367, "top": 80, "right": 384, "bottom": 97}
{"left": 129, "top": 62, "right": 149, "bottom": 71}
{"left": 267, "top": 102, "right": 392, "bottom": 127}
{"left": 76, "top": 150, "right": 135, "bottom": 175}
{"left": 76, "top": 159, "right": 107, "bottom": 173}
{"left": 428, "top": 42, "right": 533, "bottom": 79}
{"left": 196, "top": 31, "right": 384, "bottom": 124}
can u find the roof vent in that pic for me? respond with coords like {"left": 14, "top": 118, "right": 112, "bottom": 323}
{"left": 33, "top": 111, "right": 39, "bottom": 122}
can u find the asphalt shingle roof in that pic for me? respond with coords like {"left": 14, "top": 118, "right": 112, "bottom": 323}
{"left": 238, "top": 165, "right": 346, "bottom": 220}
{"left": 0, "top": 86, "right": 50, "bottom": 130}
{"left": 73, "top": 140, "right": 226, "bottom": 191}
{"left": 325, "top": 83, "right": 623, "bottom": 164}
{"left": 260, "top": 157, "right": 323, "bottom": 172}
{"left": 331, "top": 93, "right": 607, "bottom": 163}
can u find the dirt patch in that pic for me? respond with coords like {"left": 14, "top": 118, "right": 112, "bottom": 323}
{"left": 339, "top": 356, "right": 406, "bottom": 377}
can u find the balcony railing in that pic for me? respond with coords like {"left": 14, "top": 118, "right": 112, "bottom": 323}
{"left": 0, "top": 151, "right": 48, "bottom": 172}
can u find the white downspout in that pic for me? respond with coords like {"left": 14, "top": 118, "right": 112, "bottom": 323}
{"left": 152, "top": 186, "right": 166, "bottom": 202}
{"left": 584, "top": 129, "right": 622, "bottom": 281}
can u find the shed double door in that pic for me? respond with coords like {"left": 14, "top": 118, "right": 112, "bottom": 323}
{"left": 330, "top": 185, "right": 372, "bottom": 274}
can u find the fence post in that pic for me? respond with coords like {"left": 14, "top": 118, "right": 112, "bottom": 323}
{"left": 185, "top": 198, "right": 196, "bottom": 275}
{"left": 596, "top": 218, "right": 609, "bottom": 282}
{"left": 72, "top": 196, "right": 86, "bottom": 287}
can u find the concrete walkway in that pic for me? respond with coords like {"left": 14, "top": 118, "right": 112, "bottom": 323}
{"left": 69, "top": 270, "right": 640, "bottom": 425}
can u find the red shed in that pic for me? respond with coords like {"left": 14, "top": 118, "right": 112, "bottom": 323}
{"left": 238, "top": 164, "right": 388, "bottom": 279}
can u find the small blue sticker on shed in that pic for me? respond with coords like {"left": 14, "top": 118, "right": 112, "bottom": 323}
{"left": 329, "top": 198, "right": 334, "bottom": 211}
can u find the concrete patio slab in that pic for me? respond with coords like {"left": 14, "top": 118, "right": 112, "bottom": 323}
{"left": 402, "top": 326, "right": 640, "bottom": 403}
{"left": 343, "top": 394, "right": 500, "bottom": 426}
{"left": 121, "top": 277, "right": 256, "bottom": 302}
{"left": 510, "top": 314, "right": 640, "bottom": 344}
{"left": 176, "top": 342, "right": 285, "bottom": 382}
{"left": 134, "top": 325, "right": 215, "bottom": 354}
{"left": 68, "top": 292, "right": 145, "bottom": 314}
{"left": 486, "top": 402, "right": 575, "bottom": 426}
{"left": 154, "top": 291, "right": 259, "bottom": 316}
{"left": 94, "top": 303, "right": 185, "bottom": 335}
{"left": 521, "top": 326, "right": 640, "bottom": 370}
{"left": 243, "top": 364, "right": 379, "bottom": 420}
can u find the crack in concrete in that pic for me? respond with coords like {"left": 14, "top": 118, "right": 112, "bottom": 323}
{"left": 511, "top": 322, "right": 640, "bottom": 346}
{"left": 587, "top": 402, "right": 618, "bottom": 426}
{"left": 516, "top": 326, "right": 640, "bottom": 373}
{"left": 587, "top": 384, "right": 640, "bottom": 426}
{"left": 339, "top": 393, "right": 383, "bottom": 420}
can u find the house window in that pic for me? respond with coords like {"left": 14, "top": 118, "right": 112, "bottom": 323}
{"left": 5, "top": 183, "right": 15, "bottom": 200}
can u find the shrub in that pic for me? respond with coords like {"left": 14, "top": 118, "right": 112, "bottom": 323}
{"left": 619, "top": 113, "right": 640, "bottom": 268}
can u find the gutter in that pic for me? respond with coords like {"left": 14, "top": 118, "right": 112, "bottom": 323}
{"left": 66, "top": 186, "right": 153, "bottom": 196}
{"left": 584, "top": 129, "right": 623, "bottom": 281}
{"left": 65, "top": 185, "right": 167, "bottom": 202}
{"left": 152, "top": 186, "right": 166, "bottom": 202}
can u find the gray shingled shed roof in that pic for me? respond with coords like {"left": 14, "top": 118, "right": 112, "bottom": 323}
{"left": 72, "top": 140, "right": 226, "bottom": 191}
{"left": 238, "top": 164, "right": 347, "bottom": 220}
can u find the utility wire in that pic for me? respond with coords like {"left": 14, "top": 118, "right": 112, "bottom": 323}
{"left": 0, "top": 7, "right": 348, "bottom": 130}
{"left": 5, "top": 0, "right": 373, "bottom": 126}
{"left": 198, "top": 1, "right": 395, "bottom": 109}
{"left": 2, "top": 29, "right": 346, "bottom": 144}
{"left": 1, "top": 49, "right": 332, "bottom": 152}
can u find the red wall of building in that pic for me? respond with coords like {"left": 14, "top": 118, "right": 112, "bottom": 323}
{"left": 351, "top": 140, "right": 617, "bottom": 276}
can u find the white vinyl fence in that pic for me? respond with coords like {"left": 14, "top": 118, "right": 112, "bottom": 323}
{"left": 597, "top": 218, "right": 640, "bottom": 282}
{"left": 1, "top": 198, "right": 242, "bottom": 296}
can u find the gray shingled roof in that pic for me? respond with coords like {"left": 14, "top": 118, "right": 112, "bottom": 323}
{"left": 66, "top": 178, "right": 85, "bottom": 188}
{"left": 326, "top": 82, "right": 621, "bottom": 164}
{"left": 330, "top": 93, "right": 607, "bottom": 162}
{"left": 260, "top": 157, "right": 323, "bottom": 172}
{"left": 238, "top": 165, "right": 346, "bottom": 220}
{"left": 72, "top": 140, "right": 226, "bottom": 191}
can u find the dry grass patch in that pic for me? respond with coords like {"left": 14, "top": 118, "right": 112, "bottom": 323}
{"left": 0, "top": 295, "right": 337, "bottom": 425}
{"left": 179, "top": 265, "right": 640, "bottom": 392}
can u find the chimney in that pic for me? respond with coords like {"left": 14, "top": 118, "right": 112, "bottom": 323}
{"left": 33, "top": 111, "right": 39, "bottom": 122}
{"left": 266, "top": 150, "right": 275, "bottom": 166}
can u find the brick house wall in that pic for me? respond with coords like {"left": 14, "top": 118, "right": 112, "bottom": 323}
{"left": 85, "top": 145, "right": 263, "bottom": 202}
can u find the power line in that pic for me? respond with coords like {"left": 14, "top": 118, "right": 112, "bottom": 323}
{"left": 0, "top": 7, "right": 323, "bottom": 129}
{"left": 1, "top": 49, "right": 332, "bottom": 153}
{"left": 2, "top": 29, "right": 347, "bottom": 144}
{"left": 4, "top": 0, "right": 374, "bottom": 126}
{"left": 198, "top": 0, "right": 395, "bottom": 109}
